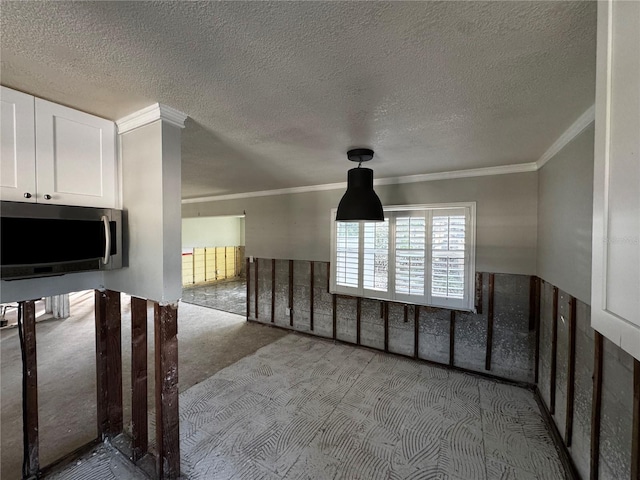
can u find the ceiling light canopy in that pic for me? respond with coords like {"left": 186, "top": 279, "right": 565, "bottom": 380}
{"left": 335, "top": 149, "right": 384, "bottom": 222}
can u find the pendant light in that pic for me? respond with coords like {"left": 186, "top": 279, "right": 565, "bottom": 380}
{"left": 336, "top": 148, "right": 384, "bottom": 222}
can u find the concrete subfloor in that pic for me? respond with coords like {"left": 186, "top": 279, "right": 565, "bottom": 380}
{"left": 48, "top": 335, "right": 567, "bottom": 480}
{"left": 182, "top": 278, "right": 247, "bottom": 316}
{"left": 0, "top": 291, "right": 287, "bottom": 480}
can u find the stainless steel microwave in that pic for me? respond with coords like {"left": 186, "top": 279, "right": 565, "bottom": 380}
{"left": 0, "top": 201, "right": 123, "bottom": 279}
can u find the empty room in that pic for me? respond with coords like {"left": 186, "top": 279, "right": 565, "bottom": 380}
{"left": 1, "top": 2, "right": 638, "bottom": 480}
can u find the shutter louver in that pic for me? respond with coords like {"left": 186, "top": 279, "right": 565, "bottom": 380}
{"left": 395, "top": 216, "right": 426, "bottom": 296}
{"left": 335, "top": 222, "right": 359, "bottom": 287}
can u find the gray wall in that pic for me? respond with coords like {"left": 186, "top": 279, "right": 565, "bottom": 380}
{"left": 537, "top": 124, "right": 594, "bottom": 304}
{"left": 183, "top": 171, "right": 538, "bottom": 275}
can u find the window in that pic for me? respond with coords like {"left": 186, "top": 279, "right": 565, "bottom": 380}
{"left": 330, "top": 203, "right": 476, "bottom": 311}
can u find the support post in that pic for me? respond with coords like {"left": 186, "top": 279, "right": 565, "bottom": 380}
{"left": 131, "top": 297, "right": 148, "bottom": 462}
{"left": 22, "top": 300, "right": 39, "bottom": 477}
{"left": 550, "top": 286, "right": 559, "bottom": 415}
{"left": 271, "top": 259, "right": 276, "bottom": 323}
{"left": 289, "top": 260, "right": 294, "bottom": 326}
{"left": 632, "top": 359, "right": 640, "bottom": 480}
{"left": 246, "top": 258, "right": 250, "bottom": 320}
{"left": 356, "top": 297, "right": 361, "bottom": 345}
{"left": 154, "top": 303, "right": 180, "bottom": 479}
{"left": 485, "top": 273, "right": 495, "bottom": 370}
{"left": 590, "top": 332, "right": 604, "bottom": 480}
{"left": 310, "top": 261, "right": 314, "bottom": 331}
{"left": 414, "top": 306, "right": 420, "bottom": 359}
{"left": 565, "top": 296, "right": 577, "bottom": 446}
{"left": 449, "top": 310, "right": 456, "bottom": 367}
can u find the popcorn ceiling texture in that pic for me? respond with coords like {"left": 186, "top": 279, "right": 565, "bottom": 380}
{"left": 1, "top": 1, "right": 595, "bottom": 198}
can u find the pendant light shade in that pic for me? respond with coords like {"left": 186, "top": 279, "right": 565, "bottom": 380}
{"left": 336, "top": 149, "right": 384, "bottom": 222}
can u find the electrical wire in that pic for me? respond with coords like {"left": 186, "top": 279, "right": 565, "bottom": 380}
{"left": 17, "top": 302, "right": 30, "bottom": 479}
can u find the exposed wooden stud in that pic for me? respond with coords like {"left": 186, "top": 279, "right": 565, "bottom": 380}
{"left": 130, "top": 297, "right": 148, "bottom": 462}
{"left": 485, "top": 273, "right": 495, "bottom": 370}
{"left": 404, "top": 304, "right": 408, "bottom": 323}
{"left": 154, "top": 303, "right": 180, "bottom": 479}
{"left": 529, "top": 276, "right": 537, "bottom": 331}
{"left": 550, "top": 286, "right": 559, "bottom": 415}
{"left": 289, "top": 260, "right": 294, "bottom": 326}
{"left": 475, "top": 272, "right": 483, "bottom": 314}
{"left": 534, "top": 277, "right": 542, "bottom": 383}
{"left": 332, "top": 294, "right": 337, "bottom": 340}
{"left": 414, "top": 306, "right": 420, "bottom": 359}
{"left": 224, "top": 247, "right": 228, "bottom": 279}
{"left": 356, "top": 297, "right": 361, "bottom": 345}
{"left": 632, "top": 359, "right": 640, "bottom": 480}
{"left": 326, "top": 262, "right": 330, "bottom": 293}
{"left": 449, "top": 310, "right": 456, "bottom": 367}
{"left": 384, "top": 301, "right": 389, "bottom": 352}
{"left": 95, "top": 290, "right": 109, "bottom": 437}
{"left": 590, "top": 332, "right": 604, "bottom": 480}
{"left": 310, "top": 261, "right": 314, "bottom": 331}
{"left": 271, "top": 259, "right": 276, "bottom": 323}
{"left": 21, "top": 300, "right": 39, "bottom": 477}
{"left": 565, "top": 296, "right": 577, "bottom": 446}
{"left": 380, "top": 301, "right": 384, "bottom": 318}
{"left": 106, "top": 290, "right": 123, "bottom": 435}
{"left": 246, "top": 258, "right": 250, "bottom": 320}
{"left": 254, "top": 258, "right": 259, "bottom": 319}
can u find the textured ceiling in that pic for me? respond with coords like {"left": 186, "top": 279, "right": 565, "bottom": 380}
{"left": 1, "top": 1, "right": 596, "bottom": 199}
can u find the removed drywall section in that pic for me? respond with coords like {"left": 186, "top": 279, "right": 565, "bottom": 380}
{"left": 537, "top": 124, "right": 594, "bottom": 304}
{"left": 537, "top": 281, "right": 636, "bottom": 480}
{"left": 248, "top": 259, "right": 534, "bottom": 384}
{"left": 183, "top": 171, "right": 538, "bottom": 275}
{"left": 182, "top": 216, "right": 245, "bottom": 249}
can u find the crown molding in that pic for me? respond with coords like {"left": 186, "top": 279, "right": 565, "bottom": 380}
{"left": 181, "top": 162, "right": 537, "bottom": 204}
{"left": 536, "top": 104, "right": 595, "bottom": 169}
{"left": 116, "top": 103, "right": 188, "bottom": 134}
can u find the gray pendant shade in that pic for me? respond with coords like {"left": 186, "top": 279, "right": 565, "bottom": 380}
{"left": 335, "top": 167, "right": 384, "bottom": 221}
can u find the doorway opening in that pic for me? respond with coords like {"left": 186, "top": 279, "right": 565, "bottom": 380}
{"left": 181, "top": 215, "right": 246, "bottom": 316}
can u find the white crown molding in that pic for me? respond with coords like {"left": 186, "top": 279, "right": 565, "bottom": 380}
{"left": 116, "top": 103, "right": 188, "bottom": 134}
{"left": 181, "top": 162, "right": 537, "bottom": 204}
{"left": 536, "top": 104, "right": 595, "bottom": 169}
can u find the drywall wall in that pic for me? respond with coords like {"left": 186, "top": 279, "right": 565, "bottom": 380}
{"left": 104, "top": 120, "right": 182, "bottom": 303}
{"left": 182, "top": 216, "right": 245, "bottom": 249}
{"left": 183, "top": 171, "right": 538, "bottom": 275}
{"left": 537, "top": 124, "right": 594, "bottom": 304}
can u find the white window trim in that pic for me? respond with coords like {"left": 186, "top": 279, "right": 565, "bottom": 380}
{"left": 330, "top": 202, "right": 477, "bottom": 311}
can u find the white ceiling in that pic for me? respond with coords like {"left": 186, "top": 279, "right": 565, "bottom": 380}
{"left": 1, "top": 1, "right": 596, "bottom": 199}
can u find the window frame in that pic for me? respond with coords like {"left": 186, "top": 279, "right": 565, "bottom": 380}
{"left": 330, "top": 202, "right": 477, "bottom": 311}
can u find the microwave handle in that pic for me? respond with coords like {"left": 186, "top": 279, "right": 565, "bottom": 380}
{"left": 102, "top": 215, "right": 111, "bottom": 265}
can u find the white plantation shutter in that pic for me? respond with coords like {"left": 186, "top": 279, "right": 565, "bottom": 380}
{"left": 331, "top": 203, "right": 475, "bottom": 310}
{"left": 395, "top": 216, "right": 426, "bottom": 297}
{"left": 335, "top": 222, "right": 359, "bottom": 288}
{"left": 363, "top": 220, "right": 389, "bottom": 292}
{"left": 431, "top": 214, "right": 466, "bottom": 300}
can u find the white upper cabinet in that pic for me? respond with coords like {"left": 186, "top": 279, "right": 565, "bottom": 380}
{"left": 1, "top": 87, "right": 36, "bottom": 202}
{"left": 592, "top": 0, "right": 640, "bottom": 360}
{"left": 35, "top": 98, "right": 116, "bottom": 208}
{"left": 0, "top": 86, "right": 117, "bottom": 208}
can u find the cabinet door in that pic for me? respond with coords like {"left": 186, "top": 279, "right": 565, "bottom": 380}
{"left": 35, "top": 98, "right": 116, "bottom": 208}
{"left": 592, "top": 0, "right": 640, "bottom": 360}
{"left": 1, "top": 87, "right": 36, "bottom": 202}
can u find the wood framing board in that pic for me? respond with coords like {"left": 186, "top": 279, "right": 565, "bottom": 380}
{"left": 485, "top": 273, "right": 495, "bottom": 370}
{"left": 131, "top": 296, "right": 148, "bottom": 462}
{"left": 23, "top": 300, "right": 39, "bottom": 476}
{"left": 154, "top": 303, "right": 180, "bottom": 479}
{"left": 550, "top": 286, "right": 559, "bottom": 415}
{"left": 590, "top": 331, "right": 604, "bottom": 480}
